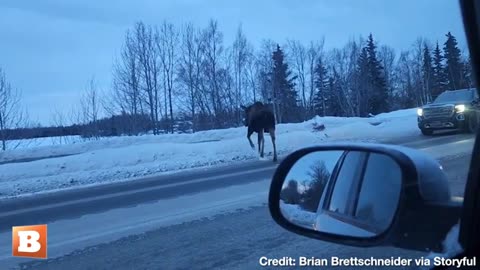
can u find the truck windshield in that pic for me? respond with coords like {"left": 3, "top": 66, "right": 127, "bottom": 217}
{"left": 434, "top": 89, "right": 473, "bottom": 103}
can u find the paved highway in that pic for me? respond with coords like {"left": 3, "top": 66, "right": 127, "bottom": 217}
{"left": 0, "top": 132, "right": 475, "bottom": 270}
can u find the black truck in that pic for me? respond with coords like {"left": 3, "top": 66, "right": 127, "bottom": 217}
{"left": 417, "top": 88, "right": 480, "bottom": 135}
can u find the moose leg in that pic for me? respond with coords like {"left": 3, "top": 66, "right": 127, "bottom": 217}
{"left": 270, "top": 129, "right": 278, "bottom": 162}
{"left": 247, "top": 128, "right": 255, "bottom": 149}
{"left": 261, "top": 135, "right": 265, "bottom": 158}
{"left": 258, "top": 129, "right": 264, "bottom": 158}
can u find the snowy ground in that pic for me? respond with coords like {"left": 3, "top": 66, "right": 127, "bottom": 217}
{"left": 4, "top": 135, "right": 83, "bottom": 150}
{"left": 280, "top": 201, "right": 317, "bottom": 229}
{"left": 0, "top": 109, "right": 419, "bottom": 199}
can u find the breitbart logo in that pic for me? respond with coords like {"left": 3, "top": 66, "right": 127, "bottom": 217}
{"left": 12, "top": 225, "right": 48, "bottom": 259}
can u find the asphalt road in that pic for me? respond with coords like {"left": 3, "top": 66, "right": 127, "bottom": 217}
{"left": 1, "top": 131, "right": 476, "bottom": 270}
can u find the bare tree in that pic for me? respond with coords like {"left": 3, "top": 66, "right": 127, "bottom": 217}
{"left": 157, "top": 21, "right": 179, "bottom": 133}
{"left": 178, "top": 22, "right": 204, "bottom": 132}
{"left": 245, "top": 53, "right": 259, "bottom": 102}
{"left": 287, "top": 39, "right": 307, "bottom": 110}
{"left": 50, "top": 107, "right": 77, "bottom": 145}
{"left": 79, "top": 77, "right": 102, "bottom": 139}
{"left": 412, "top": 37, "right": 430, "bottom": 105}
{"left": 307, "top": 39, "right": 325, "bottom": 111}
{"left": 256, "top": 39, "right": 276, "bottom": 118}
{"left": 231, "top": 24, "right": 252, "bottom": 125}
{"left": 394, "top": 50, "right": 418, "bottom": 109}
{"left": 0, "top": 68, "right": 27, "bottom": 150}
{"left": 328, "top": 37, "right": 364, "bottom": 117}
{"left": 135, "top": 22, "right": 162, "bottom": 135}
{"left": 111, "top": 29, "right": 144, "bottom": 117}
{"left": 201, "top": 19, "right": 224, "bottom": 128}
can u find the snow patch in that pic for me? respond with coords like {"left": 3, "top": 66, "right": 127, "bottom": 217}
{"left": 280, "top": 201, "right": 317, "bottom": 229}
{"left": 420, "top": 223, "right": 464, "bottom": 269}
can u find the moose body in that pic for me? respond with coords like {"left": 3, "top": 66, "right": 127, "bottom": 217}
{"left": 242, "top": 102, "right": 278, "bottom": 162}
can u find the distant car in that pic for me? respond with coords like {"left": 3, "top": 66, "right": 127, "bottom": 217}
{"left": 417, "top": 88, "right": 480, "bottom": 135}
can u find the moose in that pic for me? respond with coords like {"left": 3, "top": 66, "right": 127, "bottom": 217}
{"left": 241, "top": 102, "right": 278, "bottom": 162}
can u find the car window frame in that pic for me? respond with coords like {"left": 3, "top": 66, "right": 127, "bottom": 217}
{"left": 318, "top": 151, "right": 382, "bottom": 234}
{"left": 323, "top": 151, "right": 366, "bottom": 215}
{"left": 319, "top": 150, "right": 347, "bottom": 211}
{"left": 320, "top": 151, "right": 405, "bottom": 235}
{"left": 458, "top": 0, "right": 480, "bottom": 257}
{"left": 351, "top": 152, "right": 403, "bottom": 232}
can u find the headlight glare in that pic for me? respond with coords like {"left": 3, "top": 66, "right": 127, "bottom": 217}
{"left": 455, "top": 104, "right": 466, "bottom": 112}
{"left": 417, "top": 108, "right": 423, "bottom": 116}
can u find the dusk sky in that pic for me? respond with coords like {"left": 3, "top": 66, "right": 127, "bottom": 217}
{"left": 284, "top": 150, "right": 344, "bottom": 192}
{"left": 0, "top": 0, "right": 467, "bottom": 125}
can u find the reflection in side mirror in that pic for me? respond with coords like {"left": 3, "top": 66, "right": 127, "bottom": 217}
{"left": 278, "top": 150, "right": 402, "bottom": 238}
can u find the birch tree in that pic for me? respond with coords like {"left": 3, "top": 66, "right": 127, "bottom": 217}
{"left": 0, "top": 68, "right": 27, "bottom": 150}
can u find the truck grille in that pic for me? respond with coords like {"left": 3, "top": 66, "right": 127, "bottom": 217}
{"left": 423, "top": 105, "right": 454, "bottom": 119}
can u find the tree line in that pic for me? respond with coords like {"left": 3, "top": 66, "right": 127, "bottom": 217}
{"left": 104, "top": 19, "right": 474, "bottom": 133}
{"left": 0, "top": 18, "right": 475, "bottom": 150}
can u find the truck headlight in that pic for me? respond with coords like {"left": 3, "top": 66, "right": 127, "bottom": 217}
{"left": 417, "top": 108, "right": 423, "bottom": 116}
{"left": 455, "top": 104, "right": 466, "bottom": 113}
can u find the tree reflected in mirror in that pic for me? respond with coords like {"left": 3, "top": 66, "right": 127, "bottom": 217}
{"left": 279, "top": 151, "right": 344, "bottom": 229}
{"left": 301, "top": 160, "right": 331, "bottom": 212}
{"left": 278, "top": 150, "right": 402, "bottom": 238}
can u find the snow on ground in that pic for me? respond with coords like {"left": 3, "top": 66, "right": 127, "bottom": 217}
{"left": 280, "top": 201, "right": 377, "bottom": 237}
{"left": 4, "top": 135, "right": 84, "bottom": 151}
{"left": 0, "top": 108, "right": 419, "bottom": 198}
{"left": 280, "top": 201, "right": 317, "bottom": 229}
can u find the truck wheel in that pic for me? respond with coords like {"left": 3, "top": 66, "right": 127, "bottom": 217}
{"left": 421, "top": 129, "right": 434, "bottom": 136}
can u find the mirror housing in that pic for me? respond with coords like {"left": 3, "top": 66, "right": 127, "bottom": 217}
{"left": 268, "top": 142, "right": 462, "bottom": 253}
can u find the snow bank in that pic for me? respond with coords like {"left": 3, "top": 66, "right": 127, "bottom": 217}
{"left": 0, "top": 108, "right": 420, "bottom": 198}
{"left": 280, "top": 202, "right": 377, "bottom": 237}
{"left": 280, "top": 201, "right": 317, "bottom": 229}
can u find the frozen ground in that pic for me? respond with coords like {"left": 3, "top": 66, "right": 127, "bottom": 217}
{"left": 0, "top": 109, "right": 419, "bottom": 198}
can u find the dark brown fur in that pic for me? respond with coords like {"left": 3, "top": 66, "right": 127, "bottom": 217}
{"left": 241, "top": 102, "right": 278, "bottom": 162}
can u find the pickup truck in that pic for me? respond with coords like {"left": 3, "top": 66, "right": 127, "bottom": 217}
{"left": 417, "top": 88, "right": 480, "bottom": 135}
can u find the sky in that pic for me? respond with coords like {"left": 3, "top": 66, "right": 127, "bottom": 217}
{"left": 284, "top": 150, "right": 344, "bottom": 192}
{"left": 0, "top": 0, "right": 468, "bottom": 126}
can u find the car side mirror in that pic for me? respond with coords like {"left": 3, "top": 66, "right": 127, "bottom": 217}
{"left": 268, "top": 143, "right": 463, "bottom": 253}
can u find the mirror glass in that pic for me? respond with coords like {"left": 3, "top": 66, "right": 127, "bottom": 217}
{"left": 279, "top": 150, "right": 402, "bottom": 238}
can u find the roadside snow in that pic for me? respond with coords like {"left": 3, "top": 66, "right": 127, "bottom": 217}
{"left": 280, "top": 201, "right": 317, "bottom": 229}
{"left": 280, "top": 202, "right": 377, "bottom": 237}
{"left": 420, "top": 223, "right": 464, "bottom": 270}
{"left": 0, "top": 108, "right": 420, "bottom": 198}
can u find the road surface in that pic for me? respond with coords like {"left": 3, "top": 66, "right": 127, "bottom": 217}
{"left": 0, "top": 132, "right": 475, "bottom": 270}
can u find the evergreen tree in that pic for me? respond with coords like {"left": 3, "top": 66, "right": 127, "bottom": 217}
{"left": 365, "top": 34, "right": 389, "bottom": 114}
{"left": 432, "top": 42, "right": 447, "bottom": 99}
{"left": 356, "top": 46, "right": 370, "bottom": 116}
{"left": 443, "top": 32, "right": 465, "bottom": 90}
{"left": 327, "top": 68, "right": 343, "bottom": 116}
{"left": 272, "top": 45, "right": 299, "bottom": 123}
{"left": 313, "top": 56, "right": 329, "bottom": 116}
{"left": 280, "top": 180, "right": 301, "bottom": 205}
{"left": 313, "top": 57, "right": 342, "bottom": 117}
{"left": 422, "top": 44, "right": 434, "bottom": 103}
{"left": 355, "top": 34, "right": 389, "bottom": 116}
